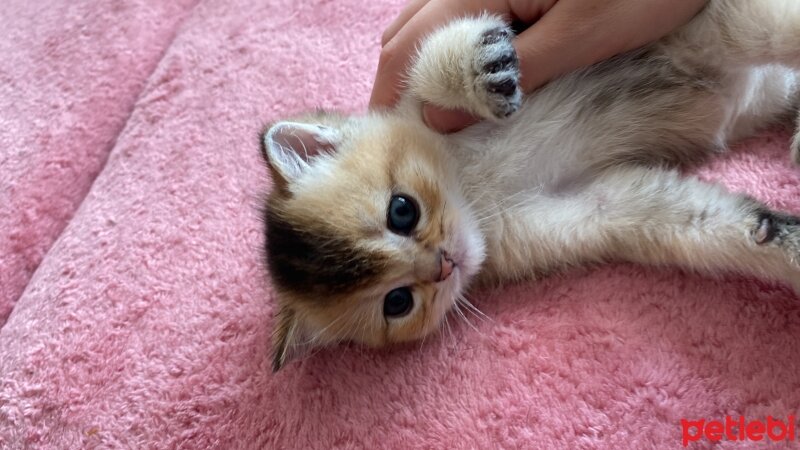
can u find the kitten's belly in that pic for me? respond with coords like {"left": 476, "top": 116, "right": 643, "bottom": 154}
{"left": 452, "top": 113, "right": 597, "bottom": 197}
{"left": 451, "top": 65, "right": 798, "bottom": 199}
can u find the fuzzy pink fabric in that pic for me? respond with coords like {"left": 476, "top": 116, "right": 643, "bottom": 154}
{"left": 1, "top": 0, "right": 799, "bottom": 448}
{"left": 0, "top": 0, "right": 198, "bottom": 324}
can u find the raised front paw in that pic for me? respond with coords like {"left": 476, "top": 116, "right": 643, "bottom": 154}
{"left": 408, "top": 16, "right": 522, "bottom": 121}
{"left": 472, "top": 26, "right": 522, "bottom": 119}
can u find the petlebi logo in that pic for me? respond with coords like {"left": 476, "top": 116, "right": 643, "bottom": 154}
{"left": 681, "top": 415, "right": 796, "bottom": 446}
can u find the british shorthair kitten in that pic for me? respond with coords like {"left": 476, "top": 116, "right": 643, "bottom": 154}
{"left": 262, "top": 1, "right": 800, "bottom": 371}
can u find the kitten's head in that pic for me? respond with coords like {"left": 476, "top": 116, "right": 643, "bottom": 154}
{"left": 261, "top": 113, "right": 485, "bottom": 371}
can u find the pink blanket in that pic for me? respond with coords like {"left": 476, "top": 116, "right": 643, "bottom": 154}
{"left": 0, "top": 0, "right": 198, "bottom": 324}
{"left": 1, "top": 0, "right": 799, "bottom": 448}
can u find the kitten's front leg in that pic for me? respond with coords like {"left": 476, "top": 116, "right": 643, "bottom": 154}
{"left": 483, "top": 167, "right": 800, "bottom": 293}
{"left": 405, "top": 16, "right": 522, "bottom": 120}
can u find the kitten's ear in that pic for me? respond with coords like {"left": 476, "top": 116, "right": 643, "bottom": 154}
{"left": 261, "top": 121, "right": 341, "bottom": 186}
{"left": 271, "top": 305, "right": 311, "bottom": 372}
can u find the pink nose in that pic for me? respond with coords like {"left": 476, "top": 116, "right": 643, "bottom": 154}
{"left": 437, "top": 251, "right": 455, "bottom": 282}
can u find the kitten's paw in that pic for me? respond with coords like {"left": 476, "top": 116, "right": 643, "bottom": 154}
{"left": 408, "top": 16, "right": 522, "bottom": 121}
{"left": 471, "top": 26, "right": 522, "bottom": 119}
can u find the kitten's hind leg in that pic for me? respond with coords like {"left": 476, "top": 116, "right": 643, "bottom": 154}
{"left": 486, "top": 167, "right": 800, "bottom": 293}
{"left": 677, "top": 0, "right": 800, "bottom": 69}
{"left": 405, "top": 15, "right": 522, "bottom": 120}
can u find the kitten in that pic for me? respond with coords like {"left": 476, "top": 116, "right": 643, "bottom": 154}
{"left": 262, "top": 1, "right": 800, "bottom": 371}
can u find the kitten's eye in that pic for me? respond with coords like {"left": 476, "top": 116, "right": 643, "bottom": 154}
{"left": 387, "top": 195, "right": 419, "bottom": 235}
{"left": 384, "top": 287, "right": 414, "bottom": 318}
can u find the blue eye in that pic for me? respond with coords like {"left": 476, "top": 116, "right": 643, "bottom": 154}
{"left": 387, "top": 195, "right": 419, "bottom": 235}
{"left": 384, "top": 287, "right": 414, "bottom": 317}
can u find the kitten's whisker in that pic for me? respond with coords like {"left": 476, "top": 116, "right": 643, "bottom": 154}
{"left": 464, "top": 182, "right": 498, "bottom": 209}
{"left": 478, "top": 191, "right": 532, "bottom": 215}
{"left": 458, "top": 295, "right": 491, "bottom": 322}
{"left": 418, "top": 328, "right": 428, "bottom": 354}
{"left": 455, "top": 301, "right": 486, "bottom": 337}
{"left": 352, "top": 308, "right": 370, "bottom": 343}
{"left": 448, "top": 314, "right": 457, "bottom": 347}
{"left": 418, "top": 297, "right": 432, "bottom": 354}
{"left": 458, "top": 299, "right": 486, "bottom": 322}
{"left": 303, "top": 312, "right": 348, "bottom": 346}
{"left": 471, "top": 190, "right": 532, "bottom": 220}
{"left": 453, "top": 301, "right": 480, "bottom": 334}
{"left": 443, "top": 312, "right": 455, "bottom": 347}
{"left": 345, "top": 307, "right": 371, "bottom": 359}
{"left": 475, "top": 196, "right": 535, "bottom": 225}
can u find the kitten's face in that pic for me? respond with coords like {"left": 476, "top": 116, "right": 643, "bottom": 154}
{"left": 262, "top": 115, "right": 485, "bottom": 370}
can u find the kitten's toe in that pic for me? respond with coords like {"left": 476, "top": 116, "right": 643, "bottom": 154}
{"left": 473, "top": 26, "right": 522, "bottom": 119}
{"left": 752, "top": 210, "right": 800, "bottom": 268}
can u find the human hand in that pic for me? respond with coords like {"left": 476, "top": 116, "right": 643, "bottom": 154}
{"left": 369, "top": 0, "right": 709, "bottom": 133}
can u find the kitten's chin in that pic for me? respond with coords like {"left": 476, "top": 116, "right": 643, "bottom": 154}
{"left": 454, "top": 214, "right": 487, "bottom": 284}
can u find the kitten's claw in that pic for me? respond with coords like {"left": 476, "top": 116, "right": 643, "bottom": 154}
{"left": 480, "top": 28, "right": 510, "bottom": 45}
{"left": 754, "top": 215, "right": 775, "bottom": 244}
{"left": 752, "top": 210, "right": 800, "bottom": 268}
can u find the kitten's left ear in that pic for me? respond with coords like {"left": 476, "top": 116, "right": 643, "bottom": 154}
{"left": 261, "top": 121, "right": 341, "bottom": 187}
{"left": 271, "top": 305, "right": 312, "bottom": 372}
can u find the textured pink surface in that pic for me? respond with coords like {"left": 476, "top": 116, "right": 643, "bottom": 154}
{"left": 1, "top": 0, "right": 800, "bottom": 448}
{"left": 0, "top": 0, "right": 198, "bottom": 323}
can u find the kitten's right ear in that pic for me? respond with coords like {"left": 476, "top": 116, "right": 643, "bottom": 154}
{"left": 261, "top": 121, "right": 341, "bottom": 187}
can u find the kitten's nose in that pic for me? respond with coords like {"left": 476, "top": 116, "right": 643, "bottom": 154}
{"left": 437, "top": 250, "right": 455, "bottom": 282}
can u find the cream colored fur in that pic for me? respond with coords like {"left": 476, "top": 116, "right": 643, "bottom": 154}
{"left": 263, "top": 0, "right": 800, "bottom": 368}
{"left": 395, "top": 1, "right": 800, "bottom": 290}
